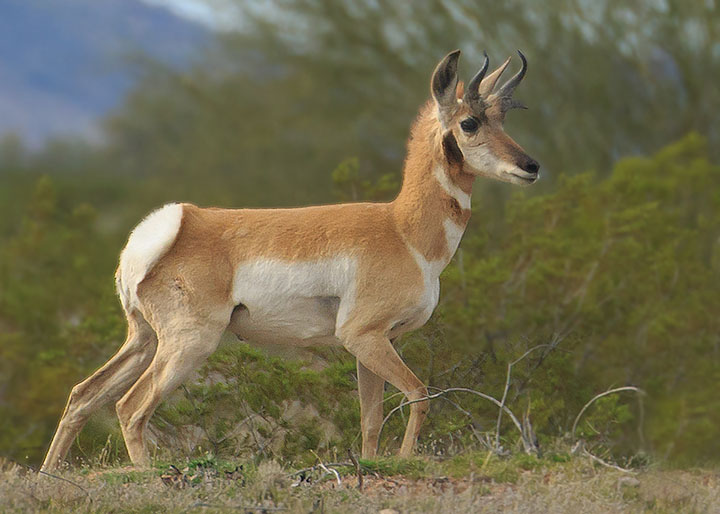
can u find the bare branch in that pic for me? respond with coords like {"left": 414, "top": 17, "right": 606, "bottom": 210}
{"left": 310, "top": 450, "right": 341, "bottom": 486}
{"left": 319, "top": 461, "right": 341, "bottom": 486}
{"left": 347, "top": 449, "right": 363, "bottom": 491}
{"left": 428, "top": 386, "right": 489, "bottom": 450}
{"left": 290, "top": 462, "right": 352, "bottom": 477}
{"left": 376, "top": 387, "right": 525, "bottom": 455}
{"left": 571, "top": 386, "right": 646, "bottom": 441}
{"left": 496, "top": 344, "right": 555, "bottom": 451}
{"left": 583, "top": 448, "right": 636, "bottom": 474}
{"left": 16, "top": 462, "right": 91, "bottom": 504}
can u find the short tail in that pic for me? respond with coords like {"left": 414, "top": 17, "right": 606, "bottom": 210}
{"left": 116, "top": 203, "right": 184, "bottom": 312}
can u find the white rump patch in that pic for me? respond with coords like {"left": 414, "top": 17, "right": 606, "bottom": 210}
{"left": 117, "top": 203, "right": 183, "bottom": 311}
{"left": 433, "top": 165, "right": 471, "bottom": 210}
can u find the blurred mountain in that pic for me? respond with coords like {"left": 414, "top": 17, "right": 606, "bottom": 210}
{"left": 0, "top": 0, "right": 210, "bottom": 147}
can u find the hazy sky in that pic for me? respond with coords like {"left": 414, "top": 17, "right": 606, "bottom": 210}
{"left": 0, "top": 0, "right": 211, "bottom": 145}
{"left": 141, "top": 0, "right": 238, "bottom": 30}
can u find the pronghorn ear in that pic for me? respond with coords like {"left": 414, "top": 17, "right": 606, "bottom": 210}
{"left": 431, "top": 50, "right": 461, "bottom": 127}
{"left": 442, "top": 130, "right": 464, "bottom": 165}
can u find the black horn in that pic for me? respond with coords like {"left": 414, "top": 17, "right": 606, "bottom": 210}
{"left": 497, "top": 50, "right": 527, "bottom": 98}
{"left": 463, "top": 51, "right": 489, "bottom": 109}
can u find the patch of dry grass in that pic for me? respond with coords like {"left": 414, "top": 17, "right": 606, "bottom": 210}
{"left": 0, "top": 456, "right": 718, "bottom": 513}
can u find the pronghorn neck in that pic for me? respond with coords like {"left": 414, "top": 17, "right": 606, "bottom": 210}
{"left": 392, "top": 102, "right": 474, "bottom": 270}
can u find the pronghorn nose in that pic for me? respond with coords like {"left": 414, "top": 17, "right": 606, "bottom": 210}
{"left": 519, "top": 157, "right": 540, "bottom": 175}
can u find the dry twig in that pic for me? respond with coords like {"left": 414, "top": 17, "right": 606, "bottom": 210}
{"left": 347, "top": 449, "right": 363, "bottom": 491}
{"left": 376, "top": 387, "right": 525, "bottom": 455}
{"left": 582, "top": 448, "right": 636, "bottom": 474}
{"left": 290, "top": 461, "right": 352, "bottom": 477}
{"left": 496, "top": 344, "right": 555, "bottom": 452}
{"left": 310, "top": 450, "right": 341, "bottom": 486}
{"left": 571, "top": 386, "right": 646, "bottom": 441}
{"left": 569, "top": 386, "right": 646, "bottom": 475}
{"left": 14, "top": 461, "right": 92, "bottom": 505}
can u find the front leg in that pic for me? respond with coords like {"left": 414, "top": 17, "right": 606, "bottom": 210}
{"left": 357, "top": 359, "right": 385, "bottom": 459}
{"left": 345, "top": 332, "right": 428, "bottom": 458}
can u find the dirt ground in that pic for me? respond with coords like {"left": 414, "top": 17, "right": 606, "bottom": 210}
{"left": 1, "top": 457, "right": 718, "bottom": 513}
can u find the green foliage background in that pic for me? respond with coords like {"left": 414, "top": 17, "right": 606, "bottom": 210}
{"left": 0, "top": 0, "right": 718, "bottom": 468}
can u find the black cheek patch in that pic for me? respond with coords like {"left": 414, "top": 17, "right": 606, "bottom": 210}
{"left": 442, "top": 131, "right": 464, "bottom": 166}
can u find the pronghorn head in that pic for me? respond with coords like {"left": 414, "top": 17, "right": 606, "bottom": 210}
{"left": 431, "top": 50, "right": 540, "bottom": 186}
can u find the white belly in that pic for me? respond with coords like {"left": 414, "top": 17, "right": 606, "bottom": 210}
{"left": 229, "top": 257, "right": 356, "bottom": 346}
{"left": 229, "top": 296, "right": 340, "bottom": 346}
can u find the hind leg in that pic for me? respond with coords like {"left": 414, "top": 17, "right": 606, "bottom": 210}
{"left": 115, "top": 312, "right": 229, "bottom": 467}
{"left": 41, "top": 312, "right": 158, "bottom": 471}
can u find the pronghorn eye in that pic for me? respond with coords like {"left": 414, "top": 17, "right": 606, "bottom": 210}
{"left": 460, "top": 117, "right": 479, "bottom": 133}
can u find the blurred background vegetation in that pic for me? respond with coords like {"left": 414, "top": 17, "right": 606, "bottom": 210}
{"left": 0, "top": 0, "right": 718, "bottom": 468}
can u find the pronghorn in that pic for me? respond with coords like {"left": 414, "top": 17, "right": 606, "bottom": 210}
{"left": 42, "top": 49, "right": 539, "bottom": 471}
